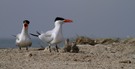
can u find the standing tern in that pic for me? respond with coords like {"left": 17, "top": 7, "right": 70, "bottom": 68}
{"left": 15, "top": 20, "right": 32, "bottom": 50}
{"left": 30, "top": 17, "right": 73, "bottom": 52}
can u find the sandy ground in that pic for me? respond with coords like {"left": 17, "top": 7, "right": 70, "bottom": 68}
{"left": 0, "top": 43, "right": 135, "bottom": 69}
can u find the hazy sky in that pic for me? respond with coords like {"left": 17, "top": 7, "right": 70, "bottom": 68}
{"left": 0, "top": 0, "right": 135, "bottom": 38}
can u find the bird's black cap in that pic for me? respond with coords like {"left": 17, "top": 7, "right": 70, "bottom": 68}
{"left": 54, "top": 17, "right": 65, "bottom": 22}
{"left": 23, "top": 20, "right": 30, "bottom": 24}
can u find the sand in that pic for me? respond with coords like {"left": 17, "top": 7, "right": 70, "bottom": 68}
{"left": 0, "top": 43, "right": 135, "bottom": 69}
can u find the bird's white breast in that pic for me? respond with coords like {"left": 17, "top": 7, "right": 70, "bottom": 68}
{"left": 50, "top": 31, "right": 64, "bottom": 44}
{"left": 16, "top": 34, "right": 32, "bottom": 47}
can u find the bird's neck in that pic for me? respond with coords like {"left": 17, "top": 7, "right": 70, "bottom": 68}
{"left": 53, "top": 22, "right": 63, "bottom": 33}
{"left": 21, "top": 26, "right": 28, "bottom": 35}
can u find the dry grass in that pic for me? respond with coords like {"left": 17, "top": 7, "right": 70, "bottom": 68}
{"left": 75, "top": 36, "right": 121, "bottom": 45}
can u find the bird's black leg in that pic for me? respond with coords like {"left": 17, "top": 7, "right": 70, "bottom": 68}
{"left": 26, "top": 47, "right": 28, "bottom": 50}
{"left": 19, "top": 47, "right": 21, "bottom": 50}
{"left": 49, "top": 44, "right": 51, "bottom": 52}
{"left": 56, "top": 44, "right": 59, "bottom": 52}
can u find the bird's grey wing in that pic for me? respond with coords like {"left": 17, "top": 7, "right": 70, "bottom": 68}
{"left": 45, "top": 31, "right": 53, "bottom": 43}
{"left": 15, "top": 34, "right": 20, "bottom": 46}
{"left": 39, "top": 31, "right": 53, "bottom": 43}
{"left": 16, "top": 34, "right": 20, "bottom": 40}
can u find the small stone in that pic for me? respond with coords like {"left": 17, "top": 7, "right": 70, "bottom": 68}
{"left": 87, "top": 59, "right": 91, "bottom": 62}
{"left": 119, "top": 60, "right": 131, "bottom": 63}
{"left": 73, "top": 59, "right": 77, "bottom": 61}
{"left": 29, "top": 53, "right": 32, "bottom": 57}
{"left": 121, "top": 66, "right": 124, "bottom": 69}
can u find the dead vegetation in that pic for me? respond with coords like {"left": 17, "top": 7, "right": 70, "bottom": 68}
{"left": 75, "top": 36, "right": 96, "bottom": 45}
{"left": 63, "top": 39, "right": 79, "bottom": 53}
{"left": 75, "top": 36, "right": 135, "bottom": 45}
{"left": 122, "top": 38, "right": 135, "bottom": 45}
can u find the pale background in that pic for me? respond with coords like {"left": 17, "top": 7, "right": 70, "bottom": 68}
{"left": 0, "top": 0, "right": 135, "bottom": 38}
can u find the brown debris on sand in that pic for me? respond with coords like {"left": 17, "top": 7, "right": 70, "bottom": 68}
{"left": 75, "top": 36, "right": 96, "bottom": 45}
{"left": 63, "top": 39, "right": 79, "bottom": 53}
{"left": 75, "top": 36, "right": 121, "bottom": 45}
{"left": 63, "top": 39, "right": 72, "bottom": 52}
{"left": 71, "top": 41, "right": 79, "bottom": 53}
{"left": 95, "top": 38, "right": 120, "bottom": 44}
{"left": 119, "top": 60, "right": 132, "bottom": 64}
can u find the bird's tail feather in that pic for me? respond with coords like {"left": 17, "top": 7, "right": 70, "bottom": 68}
{"left": 30, "top": 33, "right": 39, "bottom": 37}
{"left": 36, "top": 31, "right": 41, "bottom": 35}
{"left": 12, "top": 35, "right": 16, "bottom": 37}
{"left": 30, "top": 31, "right": 41, "bottom": 37}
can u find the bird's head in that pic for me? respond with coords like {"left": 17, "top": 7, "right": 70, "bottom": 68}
{"left": 54, "top": 17, "right": 73, "bottom": 24}
{"left": 23, "top": 20, "right": 30, "bottom": 29}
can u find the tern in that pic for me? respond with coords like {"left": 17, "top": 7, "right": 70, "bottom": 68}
{"left": 15, "top": 20, "right": 32, "bottom": 50}
{"left": 30, "top": 17, "right": 73, "bottom": 52}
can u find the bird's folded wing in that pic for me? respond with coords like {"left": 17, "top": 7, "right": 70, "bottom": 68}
{"left": 16, "top": 34, "right": 20, "bottom": 40}
{"left": 40, "top": 31, "right": 53, "bottom": 43}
